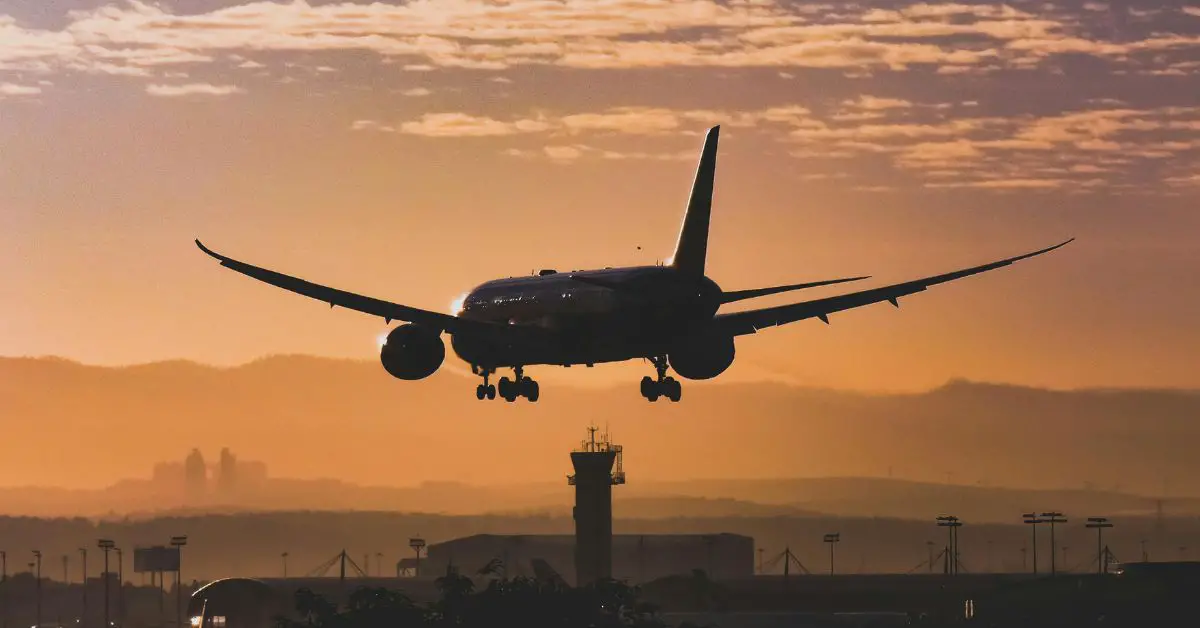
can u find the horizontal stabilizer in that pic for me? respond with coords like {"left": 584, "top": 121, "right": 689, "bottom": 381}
{"left": 720, "top": 276, "right": 870, "bottom": 305}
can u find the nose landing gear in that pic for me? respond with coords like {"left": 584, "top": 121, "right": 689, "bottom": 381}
{"left": 473, "top": 365, "right": 496, "bottom": 400}
{"left": 640, "top": 356, "right": 681, "bottom": 402}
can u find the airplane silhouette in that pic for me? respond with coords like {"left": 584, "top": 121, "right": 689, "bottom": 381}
{"left": 196, "top": 125, "right": 1072, "bottom": 403}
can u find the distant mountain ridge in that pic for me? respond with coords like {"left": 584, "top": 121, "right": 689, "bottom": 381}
{"left": 2, "top": 356, "right": 1199, "bottom": 509}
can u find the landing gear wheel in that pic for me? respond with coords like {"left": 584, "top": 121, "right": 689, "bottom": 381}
{"left": 640, "top": 357, "right": 681, "bottom": 402}
{"left": 664, "top": 377, "right": 681, "bottom": 402}
{"left": 499, "top": 377, "right": 518, "bottom": 402}
{"left": 522, "top": 378, "right": 540, "bottom": 402}
{"left": 475, "top": 366, "right": 498, "bottom": 400}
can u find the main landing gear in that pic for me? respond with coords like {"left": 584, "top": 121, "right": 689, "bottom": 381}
{"left": 474, "top": 365, "right": 539, "bottom": 402}
{"left": 640, "top": 356, "right": 681, "bottom": 402}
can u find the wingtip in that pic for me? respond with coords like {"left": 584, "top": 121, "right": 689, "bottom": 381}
{"left": 195, "top": 238, "right": 220, "bottom": 259}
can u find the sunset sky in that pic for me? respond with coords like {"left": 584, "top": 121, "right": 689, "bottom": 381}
{"left": 2, "top": 0, "right": 1198, "bottom": 392}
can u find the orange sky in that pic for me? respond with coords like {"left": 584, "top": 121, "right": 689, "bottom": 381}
{"left": 2, "top": 0, "right": 1199, "bottom": 392}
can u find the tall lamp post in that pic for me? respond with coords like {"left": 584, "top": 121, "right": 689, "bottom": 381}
{"left": 1, "top": 550, "right": 7, "bottom": 628}
{"left": 78, "top": 548, "right": 88, "bottom": 628}
{"left": 409, "top": 538, "right": 426, "bottom": 578}
{"left": 1022, "top": 513, "right": 1042, "bottom": 575}
{"left": 1086, "top": 518, "right": 1114, "bottom": 574}
{"left": 171, "top": 536, "right": 188, "bottom": 627}
{"left": 114, "top": 546, "right": 124, "bottom": 623}
{"left": 1040, "top": 513, "right": 1067, "bottom": 576}
{"left": 97, "top": 540, "right": 114, "bottom": 628}
{"left": 936, "top": 516, "right": 962, "bottom": 576}
{"left": 822, "top": 533, "right": 840, "bottom": 575}
{"left": 32, "top": 551, "right": 42, "bottom": 628}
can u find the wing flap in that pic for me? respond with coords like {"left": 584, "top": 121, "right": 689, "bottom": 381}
{"left": 717, "top": 239, "right": 1073, "bottom": 336}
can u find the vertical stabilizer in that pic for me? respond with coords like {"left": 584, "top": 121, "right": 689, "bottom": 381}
{"left": 669, "top": 125, "right": 719, "bottom": 276}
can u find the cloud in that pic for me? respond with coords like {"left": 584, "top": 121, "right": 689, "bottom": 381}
{"left": 145, "top": 83, "right": 245, "bottom": 97}
{"left": 1, "top": 0, "right": 1197, "bottom": 78}
{"left": 845, "top": 95, "right": 913, "bottom": 110}
{"left": 401, "top": 87, "right": 432, "bottom": 97}
{"left": 398, "top": 113, "right": 551, "bottom": 137}
{"left": 0, "top": 82, "right": 41, "bottom": 96}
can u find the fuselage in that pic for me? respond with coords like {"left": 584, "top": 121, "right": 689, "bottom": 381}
{"left": 450, "top": 265, "right": 722, "bottom": 368}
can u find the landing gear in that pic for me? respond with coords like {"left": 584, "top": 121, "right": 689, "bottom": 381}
{"left": 641, "top": 356, "right": 681, "bottom": 402}
{"left": 496, "top": 366, "right": 540, "bottom": 403}
{"left": 473, "top": 366, "right": 496, "bottom": 401}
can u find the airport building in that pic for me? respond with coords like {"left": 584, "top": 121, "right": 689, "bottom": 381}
{"left": 424, "top": 532, "right": 755, "bottom": 584}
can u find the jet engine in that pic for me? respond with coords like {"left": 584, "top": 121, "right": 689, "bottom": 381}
{"left": 380, "top": 324, "right": 445, "bottom": 380}
{"left": 668, "top": 330, "right": 735, "bottom": 380}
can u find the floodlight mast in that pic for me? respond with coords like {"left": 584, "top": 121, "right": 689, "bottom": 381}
{"left": 1023, "top": 513, "right": 1042, "bottom": 575}
{"left": 1040, "top": 513, "right": 1067, "bottom": 576}
{"left": 936, "top": 516, "right": 962, "bottom": 576}
{"left": 1086, "top": 517, "right": 1114, "bottom": 574}
{"left": 822, "top": 533, "right": 840, "bottom": 575}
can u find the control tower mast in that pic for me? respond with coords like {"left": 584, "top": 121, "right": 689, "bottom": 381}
{"left": 568, "top": 425, "right": 625, "bottom": 586}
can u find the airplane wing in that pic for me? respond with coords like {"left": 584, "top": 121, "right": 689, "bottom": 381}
{"left": 195, "top": 240, "right": 519, "bottom": 337}
{"left": 715, "top": 239, "right": 1074, "bottom": 336}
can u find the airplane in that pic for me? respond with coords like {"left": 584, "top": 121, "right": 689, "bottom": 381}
{"left": 196, "top": 125, "right": 1073, "bottom": 403}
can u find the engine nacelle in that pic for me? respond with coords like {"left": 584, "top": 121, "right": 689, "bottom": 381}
{"left": 380, "top": 324, "right": 445, "bottom": 380}
{"left": 668, "top": 331, "right": 735, "bottom": 380}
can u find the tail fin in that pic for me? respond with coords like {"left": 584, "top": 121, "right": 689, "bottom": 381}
{"left": 669, "top": 125, "right": 719, "bottom": 276}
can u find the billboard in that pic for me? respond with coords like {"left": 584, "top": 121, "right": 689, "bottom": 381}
{"left": 134, "top": 546, "right": 180, "bottom": 573}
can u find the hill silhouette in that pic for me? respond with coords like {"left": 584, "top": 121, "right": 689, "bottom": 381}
{"left": 2, "top": 356, "right": 1198, "bottom": 508}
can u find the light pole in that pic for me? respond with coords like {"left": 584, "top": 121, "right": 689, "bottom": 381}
{"left": 114, "top": 547, "right": 124, "bottom": 623}
{"left": 409, "top": 538, "right": 426, "bottom": 578}
{"left": 936, "top": 516, "right": 962, "bottom": 576}
{"left": 78, "top": 548, "right": 87, "bottom": 628}
{"left": 1086, "top": 518, "right": 1114, "bottom": 574}
{"left": 32, "top": 551, "right": 42, "bottom": 628}
{"left": 97, "top": 539, "right": 114, "bottom": 628}
{"left": 171, "top": 536, "right": 188, "bottom": 628}
{"left": 1040, "top": 513, "right": 1067, "bottom": 576}
{"left": 1, "top": 550, "right": 7, "bottom": 628}
{"left": 822, "top": 533, "right": 840, "bottom": 575}
{"left": 1022, "top": 513, "right": 1041, "bottom": 575}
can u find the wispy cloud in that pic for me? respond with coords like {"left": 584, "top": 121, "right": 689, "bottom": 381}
{"left": 145, "top": 83, "right": 245, "bottom": 97}
{"left": 1, "top": 0, "right": 1199, "bottom": 81}
{"left": 0, "top": 82, "right": 41, "bottom": 96}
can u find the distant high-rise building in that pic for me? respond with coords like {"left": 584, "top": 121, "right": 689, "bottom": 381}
{"left": 185, "top": 448, "right": 208, "bottom": 500}
{"left": 217, "top": 447, "right": 237, "bottom": 494}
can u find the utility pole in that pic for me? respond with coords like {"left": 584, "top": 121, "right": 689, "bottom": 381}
{"left": 936, "top": 516, "right": 962, "bottom": 576}
{"left": 32, "top": 551, "right": 42, "bottom": 628}
{"left": 281, "top": 552, "right": 288, "bottom": 578}
{"left": 823, "top": 533, "right": 840, "bottom": 575}
{"left": 171, "top": 536, "right": 188, "bottom": 627}
{"left": 1023, "top": 513, "right": 1042, "bottom": 575}
{"left": 926, "top": 541, "right": 935, "bottom": 574}
{"left": 1040, "top": 513, "right": 1066, "bottom": 575}
{"left": 97, "top": 539, "right": 113, "bottom": 628}
{"left": 1086, "top": 518, "right": 1114, "bottom": 574}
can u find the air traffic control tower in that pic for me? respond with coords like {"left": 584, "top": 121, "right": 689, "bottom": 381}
{"left": 568, "top": 426, "right": 625, "bottom": 586}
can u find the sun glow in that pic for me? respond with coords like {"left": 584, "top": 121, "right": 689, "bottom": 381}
{"left": 376, "top": 331, "right": 389, "bottom": 350}
{"left": 450, "top": 292, "right": 468, "bottom": 315}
